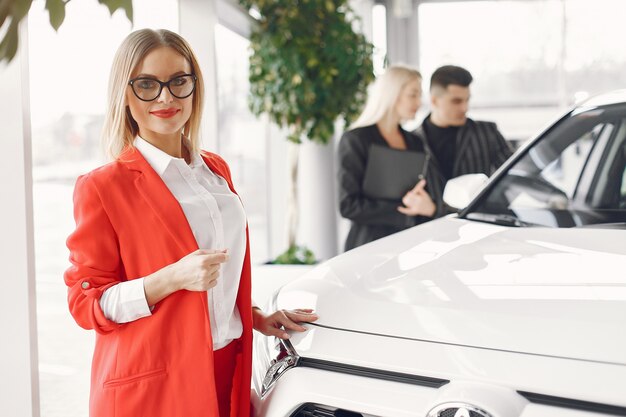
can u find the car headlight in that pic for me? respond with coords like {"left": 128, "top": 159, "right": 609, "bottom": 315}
{"left": 254, "top": 291, "right": 301, "bottom": 397}
{"left": 261, "top": 337, "right": 300, "bottom": 396}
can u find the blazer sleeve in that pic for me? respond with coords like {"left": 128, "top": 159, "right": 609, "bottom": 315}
{"left": 488, "top": 123, "right": 514, "bottom": 171}
{"left": 337, "top": 130, "right": 411, "bottom": 228}
{"left": 64, "top": 174, "right": 122, "bottom": 334}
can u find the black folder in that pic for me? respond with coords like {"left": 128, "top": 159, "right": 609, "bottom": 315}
{"left": 362, "top": 145, "right": 428, "bottom": 200}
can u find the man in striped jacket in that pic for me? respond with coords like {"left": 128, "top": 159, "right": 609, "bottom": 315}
{"left": 413, "top": 65, "right": 513, "bottom": 189}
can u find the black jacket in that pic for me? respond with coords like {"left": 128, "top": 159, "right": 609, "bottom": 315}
{"left": 413, "top": 116, "right": 513, "bottom": 181}
{"left": 337, "top": 124, "right": 445, "bottom": 251}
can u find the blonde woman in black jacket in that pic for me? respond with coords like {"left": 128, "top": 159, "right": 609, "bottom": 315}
{"left": 338, "top": 65, "right": 444, "bottom": 251}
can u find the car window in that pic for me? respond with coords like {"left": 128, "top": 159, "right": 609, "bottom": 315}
{"left": 540, "top": 124, "right": 598, "bottom": 198}
{"left": 621, "top": 166, "right": 626, "bottom": 207}
{"left": 466, "top": 104, "right": 626, "bottom": 228}
{"left": 583, "top": 121, "right": 626, "bottom": 210}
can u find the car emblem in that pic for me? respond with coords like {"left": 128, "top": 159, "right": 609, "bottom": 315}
{"left": 427, "top": 402, "right": 492, "bottom": 417}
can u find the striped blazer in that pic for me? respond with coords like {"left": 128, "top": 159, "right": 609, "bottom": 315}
{"left": 413, "top": 117, "right": 513, "bottom": 182}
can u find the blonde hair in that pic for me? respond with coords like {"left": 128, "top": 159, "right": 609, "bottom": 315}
{"left": 350, "top": 65, "right": 421, "bottom": 129}
{"left": 101, "top": 29, "right": 205, "bottom": 160}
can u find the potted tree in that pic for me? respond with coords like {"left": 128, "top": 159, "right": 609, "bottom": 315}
{"left": 239, "top": 0, "right": 374, "bottom": 264}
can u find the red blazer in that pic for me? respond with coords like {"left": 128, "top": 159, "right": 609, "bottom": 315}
{"left": 64, "top": 147, "right": 253, "bottom": 417}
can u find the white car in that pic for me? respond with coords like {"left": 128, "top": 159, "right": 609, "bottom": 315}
{"left": 251, "top": 90, "right": 626, "bottom": 417}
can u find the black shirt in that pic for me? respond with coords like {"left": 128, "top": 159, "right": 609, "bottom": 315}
{"left": 424, "top": 116, "right": 459, "bottom": 181}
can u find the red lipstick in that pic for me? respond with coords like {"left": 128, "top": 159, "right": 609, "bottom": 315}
{"left": 150, "top": 109, "right": 179, "bottom": 118}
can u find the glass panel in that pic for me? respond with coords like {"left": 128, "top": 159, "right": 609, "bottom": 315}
{"left": 621, "top": 168, "right": 626, "bottom": 203}
{"left": 419, "top": 0, "right": 563, "bottom": 107}
{"left": 563, "top": 0, "right": 626, "bottom": 98}
{"left": 28, "top": 1, "right": 178, "bottom": 416}
{"left": 539, "top": 124, "right": 598, "bottom": 198}
{"left": 468, "top": 104, "right": 626, "bottom": 228}
{"left": 372, "top": 4, "right": 387, "bottom": 76}
{"left": 215, "top": 24, "right": 269, "bottom": 263}
{"left": 505, "top": 124, "right": 601, "bottom": 211}
{"left": 418, "top": 0, "right": 626, "bottom": 142}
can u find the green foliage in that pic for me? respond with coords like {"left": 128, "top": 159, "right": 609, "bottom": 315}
{"left": 97, "top": 0, "right": 132, "bottom": 21}
{"left": 0, "top": 0, "right": 132, "bottom": 63}
{"left": 272, "top": 244, "right": 316, "bottom": 265}
{"left": 240, "top": 0, "right": 375, "bottom": 144}
{"left": 45, "top": 0, "right": 66, "bottom": 30}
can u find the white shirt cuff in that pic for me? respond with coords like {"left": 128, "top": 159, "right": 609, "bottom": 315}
{"left": 99, "top": 278, "right": 152, "bottom": 323}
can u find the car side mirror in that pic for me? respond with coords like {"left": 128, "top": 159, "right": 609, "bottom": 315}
{"left": 443, "top": 173, "right": 489, "bottom": 210}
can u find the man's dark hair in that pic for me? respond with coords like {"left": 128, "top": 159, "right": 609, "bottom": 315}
{"left": 430, "top": 65, "right": 473, "bottom": 91}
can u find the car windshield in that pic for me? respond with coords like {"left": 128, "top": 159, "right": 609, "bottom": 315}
{"left": 465, "top": 103, "right": 626, "bottom": 228}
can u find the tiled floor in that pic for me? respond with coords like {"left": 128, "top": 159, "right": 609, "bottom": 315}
{"left": 34, "top": 181, "right": 311, "bottom": 416}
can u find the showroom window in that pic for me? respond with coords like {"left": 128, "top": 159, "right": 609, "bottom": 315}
{"left": 28, "top": 1, "right": 178, "bottom": 415}
{"left": 214, "top": 23, "right": 269, "bottom": 263}
{"left": 418, "top": 0, "right": 626, "bottom": 141}
{"left": 372, "top": 4, "right": 387, "bottom": 75}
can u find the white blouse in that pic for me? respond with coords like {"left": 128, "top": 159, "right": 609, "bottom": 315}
{"left": 99, "top": 137, "right": 246, "bottom": 350}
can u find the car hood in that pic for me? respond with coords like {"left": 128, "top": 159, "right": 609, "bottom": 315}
{"left": 276, "top": 217, "right": 626, "bottom": 365}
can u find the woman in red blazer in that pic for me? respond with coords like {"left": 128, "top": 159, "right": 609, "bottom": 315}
{"left": 64, "top": 29, "right": 317, "bottom": 417}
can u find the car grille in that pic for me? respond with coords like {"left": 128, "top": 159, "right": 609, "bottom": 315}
{"left": 437, "top": 408, "right": 484, "bottom": 417}
{"left": 290, "top": 403, "right": 365, "bottom": 417}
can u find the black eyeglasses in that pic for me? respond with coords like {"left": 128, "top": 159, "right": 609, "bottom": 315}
{"left": 128, "top": 74, "right": 197, "bottom": 101}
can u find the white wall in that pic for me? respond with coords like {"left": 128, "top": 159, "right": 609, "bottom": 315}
{"left": 0, "top": 20, "right": 40, "bottom": 417}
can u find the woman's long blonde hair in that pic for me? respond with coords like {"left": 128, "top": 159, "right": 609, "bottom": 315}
{"left": 101, "top": 29, "right": 205, "bottom": 160}
{"left": 349, "top": 65, "right": 421, "bottom": 130}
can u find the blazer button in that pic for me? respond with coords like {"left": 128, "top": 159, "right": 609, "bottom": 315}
{"left": 81, "top": 282, "right": 90, "bottom": 289}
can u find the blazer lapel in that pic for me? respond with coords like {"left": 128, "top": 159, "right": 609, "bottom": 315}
{"left": 201, "top": 152, "right": 237, "bottom": 194}
{"left": 120, "top": 147, "right": 198, "bottom": 255}
{"left": 454, "top": 121, "right": 473, "bottom": 175}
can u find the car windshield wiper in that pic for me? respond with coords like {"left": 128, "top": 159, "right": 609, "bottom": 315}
{"left": 465, "top": 212, "right": 540, "bottom": 227}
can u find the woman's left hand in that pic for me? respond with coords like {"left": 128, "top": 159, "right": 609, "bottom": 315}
{"left": 252, "top": 308, "right": 319, "bottom": 340}
{"left": 397, "top": 179, "right": 437, "bottom": 217}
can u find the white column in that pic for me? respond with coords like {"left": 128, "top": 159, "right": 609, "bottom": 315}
{"left": 298, "top": 140, "right": 339, "bottom": 261}
{"left": 179, "top": 0, "right": 220, "bottom": 152}
{"left": 386, "top": 0, "right": 420, "bottom": 67}
{"left": 0, "top": 19, "right": 40, "bottom": 417}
